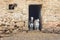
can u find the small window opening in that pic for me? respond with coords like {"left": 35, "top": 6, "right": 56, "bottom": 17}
{"left": 9, "top": 4, "right": 17, "bottom": 10}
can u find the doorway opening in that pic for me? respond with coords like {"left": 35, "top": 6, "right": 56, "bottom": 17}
{"left": 29, "top": 4, "right": 42, "bottom": 31}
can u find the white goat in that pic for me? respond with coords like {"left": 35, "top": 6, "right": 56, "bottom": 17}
{"left": 34, "top": 19, "right": 39, "bottom": 30}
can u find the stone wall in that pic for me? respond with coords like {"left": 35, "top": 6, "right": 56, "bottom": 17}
{"left": 0, "top": 0, "right": 43, "bottom": 34}
{"left": 0, "top": 0, "right": 60, "bottom": 34}
{"left": 42, "top": 0, "right": 60, "bottom": 33}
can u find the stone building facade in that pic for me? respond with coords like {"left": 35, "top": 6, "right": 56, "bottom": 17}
{"left": 0, "top": 0, "right": 60, "bottom": 34}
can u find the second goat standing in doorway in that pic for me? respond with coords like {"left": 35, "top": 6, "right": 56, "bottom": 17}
{"left": 34, "top": 19, "right": 40, "bottom": 30}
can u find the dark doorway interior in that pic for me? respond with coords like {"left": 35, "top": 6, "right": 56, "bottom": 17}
{"left": 29, "top": 4, "right": 42, "bottom": 31}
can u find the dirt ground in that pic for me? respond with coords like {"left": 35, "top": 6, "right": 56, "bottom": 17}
{"left": 0, "top": 31, "right": 60, "bottom": 40}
